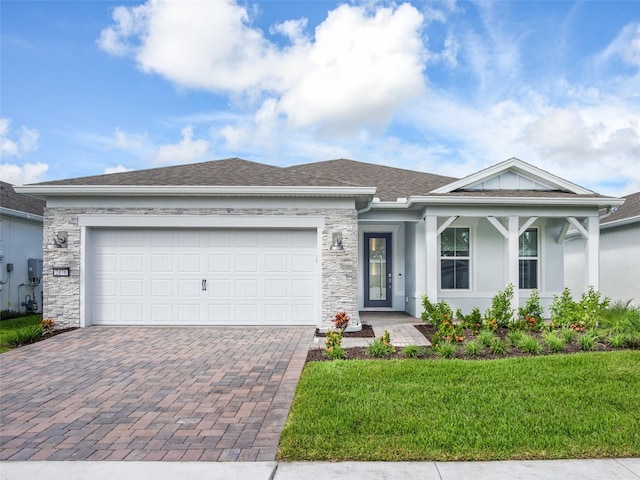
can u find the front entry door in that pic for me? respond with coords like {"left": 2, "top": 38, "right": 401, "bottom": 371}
{"left": 364, "top": 233, "right": 392, "bottom": 308}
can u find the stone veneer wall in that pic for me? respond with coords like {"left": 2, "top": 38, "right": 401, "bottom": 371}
{"left": 43, "top": 206, "right": 358, "bottom": 329}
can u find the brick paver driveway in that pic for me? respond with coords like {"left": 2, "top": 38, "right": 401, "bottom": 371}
{"left": 0, "top": 326, "right": 313, "bottom": 462}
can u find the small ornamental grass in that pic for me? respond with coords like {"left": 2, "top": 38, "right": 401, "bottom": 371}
{"left": 519, "top": 334, "right": 542, "bottom": 355}
{"left": 578, "top": 332, "right": 599, "bottom": 351}
{"left": 507, "top": 330, "right": 526, "bottom": 349}
{"left": 542, "top": 331, "right": 566, "bottom": 353}
{"left": 435, "top": 340, "right": 457, "bottom": 359}
{"left": 463, "top": 339, "right": 483, "bottom": 357}
{"left": 5, "top": 325, "right": 42, "bottom": 348}
{"left": 367, "top": 330, "right": 395, "bottom": 358}
{"left": 489, "top": 337, "right": 508, "bottom": 356}
{"left": 402, "top": 345, "right": 421, "bottom": 358}
{"left": 476, "top": 330, "right": 495, "bottom": 348}
{"left": 608, "top": 333, "right": 628, "bottom": 349}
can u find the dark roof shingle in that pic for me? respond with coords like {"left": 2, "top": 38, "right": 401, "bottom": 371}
{"left": 0, "top": 181, "right": 45, "bottom": 216}
{"left": 285, "top": 159, "right": 457, "bottom": 201}
{"left": 602, "top": 191, "right": 640, "bottom": 224}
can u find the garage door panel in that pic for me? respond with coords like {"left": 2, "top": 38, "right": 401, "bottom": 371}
{"left": 235, "top": 255, "right": 257, "bottom": 272}
{"left": 209, "top": 279, "right": 230, "bottom": 297}
{"left": 121, "top": 279, "right": 144, "bottom": 296}
{"left": 265, "top": 279, "right": 288, "bottom": 297}
{"left": 121, "top": 304, "right": 144, "bottom": 322}
{"left": 265, "top": 304, "right": 287, "bottom": 322}
{"left": 91, "top": 228, "right": 318, "bottom": 326}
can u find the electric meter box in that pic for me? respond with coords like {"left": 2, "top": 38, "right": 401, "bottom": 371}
{"left": 28, "top": 258, "right": 43, "bottom": 281}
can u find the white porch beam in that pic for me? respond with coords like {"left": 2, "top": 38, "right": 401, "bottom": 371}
{"left": 507, "top": 216, "right": 520, "bottom": 312}
{"left": 518, "top": 217, "right": 538, "bottom": 236}
{"left": 425, "top": 215, "right": 439, "bottom": 303}
{"left": 437, "top": 216, "right": 459, "bottom": 236}
{"left": 557, "top": 221, "right": 570, "bottom": 244}
{"left": 567, "top": 216, "right": 588, "bottom": 239}
{"left": 586, "top": 216, "right": 600, "bottom": 290}
{"left": 487, "top": 216, "right": 509, "bottom": 238}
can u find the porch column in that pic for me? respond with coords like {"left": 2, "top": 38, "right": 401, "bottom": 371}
{"left": 507, "top": 216, "right": 520, "bottom": 311}
{"left": 425, "top": 215, "right": 438, "bottom": 303}
{"left": 586, "top": 215, "right": 600, "bottom": 290}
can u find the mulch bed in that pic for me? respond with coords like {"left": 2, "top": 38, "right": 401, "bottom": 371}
{"left": 307, "top": 323, "right": 621, "bottom": 363}
{"left": 314, "top": 324, "right": 375, "bottom": 338}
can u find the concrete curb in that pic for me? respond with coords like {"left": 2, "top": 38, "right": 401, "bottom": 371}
{"left": 1, "top": 458, "right": 639, "bottom": 480}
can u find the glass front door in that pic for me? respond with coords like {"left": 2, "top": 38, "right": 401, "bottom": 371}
{"left": 364, "top": 233, "right": 392, "bottom": 308}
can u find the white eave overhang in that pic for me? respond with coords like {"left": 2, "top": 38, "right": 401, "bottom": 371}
{"left": 16, "top": 185, "right": 377, "bottom": 199}
{"left": 370, "top": 195, "right": 626, "bottom": 209}
{"left": 600, "top": 215, "right": 640, "bottom": 230}
{"left": 0, "top": 207, "right": 44, "bottom": 222}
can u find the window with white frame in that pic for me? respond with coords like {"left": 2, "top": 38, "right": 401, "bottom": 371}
{"left": 440, "top": 227, "right": 470, "bottom": 289}
{"left": 519, "top": 228, "right": 538, "bottom": 289}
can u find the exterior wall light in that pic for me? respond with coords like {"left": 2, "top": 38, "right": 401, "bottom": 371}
{"left": 330, "top": 231, "right": 344, "bottom": 251}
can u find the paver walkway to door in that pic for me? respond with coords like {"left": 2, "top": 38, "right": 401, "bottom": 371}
{"left": 0, "top": 326, "right": 313, "bottom": 462}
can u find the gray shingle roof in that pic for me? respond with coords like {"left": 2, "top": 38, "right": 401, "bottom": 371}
{"left": 33, "top": 158, "right": 358, "bottom": 188}
{"left": 0, "top": 181, "right": 45, "bottom": 216}
{"left": 285, "top": 159, "right": 457, "bottom": 202}
{"left": 602, "top": 191, "right": 640, "bottom": 224}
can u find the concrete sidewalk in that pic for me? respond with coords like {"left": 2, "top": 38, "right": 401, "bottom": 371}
{"left": 2, "top": 458, "right": 639, "bottom": 480}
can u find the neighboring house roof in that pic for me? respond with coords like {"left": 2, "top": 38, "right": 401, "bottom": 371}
{"left": 601, "top": 191, "right": 640, "bottom": 228}
{"left": 0, "top": 181, "right": 45, "bottom": 217}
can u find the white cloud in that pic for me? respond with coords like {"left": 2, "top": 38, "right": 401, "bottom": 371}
{"left": 0, "top": 118, "right": 39, "bottom": 158}
{"left": 154, "top": 126, "right": 209, "bottom": 164}
{"left": 104, "top": 164, "right": 132, "bottom": 174}
{"left": 596, "top": 22, "right": 640, "bottom": 69}
{"left": 113, "top": 128, "right": 147, "bottom": 150}
{"left": 0, "top": 162, "right": 49, "bottom": 186}
{"left": 99, "top": 0, "right": 427, "bottom": 135}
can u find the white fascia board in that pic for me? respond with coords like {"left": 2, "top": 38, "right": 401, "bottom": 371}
{"left": 430, "top": 157, "right": 595, "bottom": 195}
{"left": 600, "top": 215, "right": 640, "bottom": 230}
{"left": 15, "top": 185, "right": 377, "bottom": 198}
{"left": 0, "top": 207, "right": 43, "bottom": 223}
{"left": 406, "top": 195, "right": 625, "bottom": 208}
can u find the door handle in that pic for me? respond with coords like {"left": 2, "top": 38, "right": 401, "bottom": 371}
{"left": 202, "top": 279, "right": 207, "bottom": 291}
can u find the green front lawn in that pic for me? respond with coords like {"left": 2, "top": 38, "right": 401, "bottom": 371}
{"left": 0, "top": 314, "right": 43, "bottom": 353}
{"left": 278, "top": 351, "right": 640, "bottom": 461}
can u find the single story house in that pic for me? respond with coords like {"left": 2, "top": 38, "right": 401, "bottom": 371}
{"left": 565, "top": 191, "right": 639, "bottom": 306}
{"left": 0, "top": 181, "right": 45, "bottom": 313}
{"left": 18, "top": 157, "right": 624, "bottom": 330}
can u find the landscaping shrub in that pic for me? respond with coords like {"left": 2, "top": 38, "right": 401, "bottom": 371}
{"left": 507, "top": 330, "right": 526, "bottom": 349}
{"left": 542, "top": 331, "right": 566, "bottom": 353}
{"left": 460, "top": 307, "right": 483, "bottom": 334}
{"left": 551, "top": 287, "right": 610, "bottom": 331}
{"left": 489, "top": 337, "right": 508, "bottom": 355}
{"left": 518, "top": 289, "right": 545, "bottom": 331}
{"left": 484, "top": 284, "right": 515, "bottom": 327}
{"left": 599, "top": 300, "right": 640, "bottom": 338}
{"left": 476, "top": 330, "right": 495, "bottom": 348}
{"left": 463, "top": 339, "right": 483, "bottom": 357}
{"left": 435, "top": 340, "right": 457, "bottom": 359}
{"left": 367, "top": 330, "right": 395, "bottom": 358}
{"left": 5, "top": 325, "right": 42, "bottom": 347}
{"left": 578, "top": 332, "right": 598, "bottom": 351}
{"left": 324, "top": 330, "right": 345, "bottom": 360}
{"left": 519, "top": 334, "right": 542, "bottom": 355}
{"left": 421, "top": 296, "right": 454, "bottom": 327}
{"left": 402, "top": 345, "right": 421, "bottom": 358}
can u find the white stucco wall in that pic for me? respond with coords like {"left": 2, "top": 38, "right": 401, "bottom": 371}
{"left": 565, "top": 223, "right": 640, "bottom": 305}
{"left": 0, "top": 214, "right": 44, "bottom": 312}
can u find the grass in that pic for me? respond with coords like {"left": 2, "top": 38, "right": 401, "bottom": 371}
{"left": 278, "top": 351, "right": 640, "bottom": 461}
{"left": 0, "top": 315, "right": 43, "bottom": 353}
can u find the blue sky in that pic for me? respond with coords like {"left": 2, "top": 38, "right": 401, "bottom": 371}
{"left": 1, "top": 0, "right": 639, "bottom": 196}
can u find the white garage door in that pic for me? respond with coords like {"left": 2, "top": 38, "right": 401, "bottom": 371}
{"left": 91, "top": 228, "right": 319, "bottom": 325}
